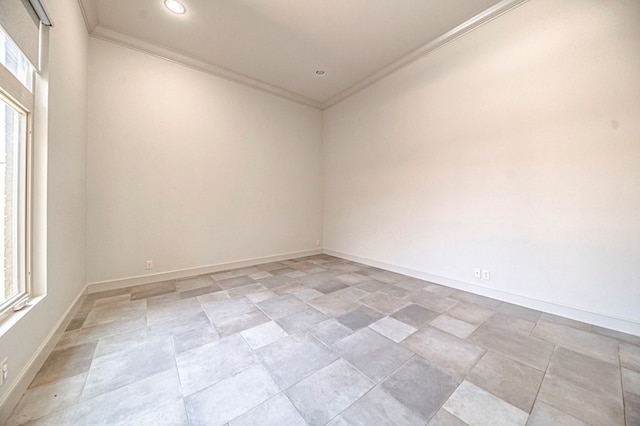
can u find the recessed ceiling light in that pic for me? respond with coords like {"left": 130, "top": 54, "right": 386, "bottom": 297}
{"left": 165, "top": 0, "right": 186, "bottom": 14}
{"left": 315, "top": 70, "right": 326, "bottom": 77}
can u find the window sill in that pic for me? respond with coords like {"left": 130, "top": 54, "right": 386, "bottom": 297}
{"left": 0, "top": 295, "right": 45, "bottom": 339}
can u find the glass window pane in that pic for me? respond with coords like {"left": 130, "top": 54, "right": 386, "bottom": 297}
{"left": 0, "top": 96, "right": 26, "bottom": 307}
{"left": 0, "top": 25, "right": 33, "bottom": 92}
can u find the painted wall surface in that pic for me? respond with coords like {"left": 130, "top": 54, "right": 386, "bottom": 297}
{"left": 0, "top": 0, "right": 88, "bottom": 415}
{"left": 323, "top": 0, "right": 640, "bottom": 332}
{"left": 86, "top": 38, "right": 323, "bottom": 284}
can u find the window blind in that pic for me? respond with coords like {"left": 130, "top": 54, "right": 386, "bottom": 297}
{"left": 0, "top": 0, "right": 52, "bottom": 69}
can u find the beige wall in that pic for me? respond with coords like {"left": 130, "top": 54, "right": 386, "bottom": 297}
{"left": 86, "top": 38, "right": 323, "bottom": 284}
{"left": 0, "top": 0, "right": 88, "bottom": 417}
{"left": 323, "top": 0, "right": 640, "bottom": 334}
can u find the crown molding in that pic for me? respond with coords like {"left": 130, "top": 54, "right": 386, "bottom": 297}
{"left": 321, "top": 0, "right": 530, "bottom": 109}
{"left": 90, "top": 26, "right": 323, "bottom": 110}
{"left": 79, "top": 0, "right": 528, "bottom": 111}
{"left": 76, "top": 0, "right": 98, "bottom": 33}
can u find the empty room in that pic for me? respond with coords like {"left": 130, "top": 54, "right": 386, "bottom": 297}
{"left": 0, "top": 0, "right": 639, "bottom": 424}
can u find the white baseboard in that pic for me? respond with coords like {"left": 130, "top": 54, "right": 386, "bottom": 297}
{"left": 0, "top": 285, "right": 88, "bottom": 424}
{"left": 325, "top": 249, "right": 640, "bottom": 337}
{"left": 87, "top": 249, "right": 323, "bottom": 293}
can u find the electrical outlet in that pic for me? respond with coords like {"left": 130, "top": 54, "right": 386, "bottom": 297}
{"left": 474, "top": 268, "right": 481, "bottom": 279}
{"left": 0, "top": 358, "right": 7, "bottom": 387}
{"left": 315, "top": 240, "right": 320, "bottom": 247}
{"left": 145, "top": 260, "right": 153, "bottom": 270}
{"left": 482, "top": 269, "right": 491, "bottom": 280}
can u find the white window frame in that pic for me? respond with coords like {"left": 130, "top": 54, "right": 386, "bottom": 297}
{"left": 0, "top": 39, "right": 34, "bottom": 319}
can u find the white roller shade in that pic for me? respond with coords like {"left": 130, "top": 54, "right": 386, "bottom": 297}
{"left": 0, "top": 0, "right": 51, "bottom": 68}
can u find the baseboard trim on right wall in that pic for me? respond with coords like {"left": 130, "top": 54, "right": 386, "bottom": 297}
{"left": 324, "top": 249, "right": 640, "bottom": 337}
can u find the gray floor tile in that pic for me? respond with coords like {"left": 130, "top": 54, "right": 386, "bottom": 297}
{"left": 214, "top": 309, "right": 271, "bottom": 336}
{"left": 410, "top": 291, "right": 459, "bottom": 313}
{"left": 147, "top": 297, "right": 202, "bottom": 326}
{"left": 626, "top": 391, "right": 640, "bottom": 426}
{"left": 622, "top": 367, "right": 640, "bottom": 396}
{"left": 369, "top": 317, "right": 417, "bottom": 343}
{"left": 130, "top": 280, "right": 176, "bottom": 300}
{"left": 423, "top": 284, "right": 457, "bottom": 298}
{"left": 175, "top": 275, "right": 218, "bottom": 292}
{"left": 371, "top": 271, "right": 406, "bottom": 284}
{"left": 257, "top": 294, "right": 307, "bottom": 319}
{"left": 229, "top": 393, "right": 306, "bottom": 426}
{"left": 426, "top": 409, "right": 467, "bottom": 426}
{"left": 361, "top": 292, "right": 410, "bottom": 315}
{"left": 391, "top": 304, "right": 440, "bottom": 328}
{"left": 217, "top": 275, "right": 255, "bottom": 290}
{"left": 313, "top": 280, "right": 349, "bottom": 294}
{"left": 29, "top": 369, "right": 183, "bottom": 425}
{"left": 309, "top": 319, "right": 353, "bottom": 345}
{"left": 240, "top": 321, "right": 288, "bottom": 350}
{"left": 245, "top": 290, "right": 277, "bottom": 303}
{"left": 335, "top": 272, "right": 369, "bottom": 285}
{"left": 286, "top": 359, "right": 374, "bottom": 425}
{"left": 176, "top": 333, "right": 257, "bottom": 396}
{"left": 537, "top": 374, "right": 624, "bottom": 426}
{"left": 185, "top": 364, "right": 280, "bottom": 426}
{"left": 126, "top": 399, "right": 190, "bottom": 426}
{"left": 450, "top": 291, "right": 502, "bottom": 309}
{"left": 336, "top": 306, "right": 385, "bottom": 331}
{"left": 6, "top": 373, "right": 86, "bottom": 426}
{"left": 147, "top": 311, "right": 212, "bottom": 339}
{"left": 171, "top": 324, "right": 219, "bottom": 353}
{"left": 30, "top": 341, "right": 98, "bottom": 389}
{"left": 201, "top": 296, "right": 256, "bottom": 323}
{"left": 308, "top": 293, "right": 361, "bottom": 317}
{"left": 483, "top": 312, "right": 536, "bottom": 336}
{"left": 430, "top": 314, "right": 477, "bottom": 339}
{"left": 276, "top": 306, "right": 328, "bottom": 334}
{"left": 547, "top": 346, "right": 622, "bottom": 400}
{"left": 356, "top": 280, "right": 389, "bottom": 293}
{"left": 83, "top": 299, "right": 147, "bottom": 328}
{"left": 339, "top": 387, "right": 424, "bottom": 426}
{"left": 401, "top": 326, "right": 485, "bottom": 378}
{"left": 81, "top": 336, "right": 175, "bottom": 400}
{"left": 380, "top": 355, "right": 460, "bottom": 421}
{"left": 91, "top": 293, "right": 131, "bottom": 308}
{"left": 467, "top": 351, "right": 543, "bottom": 412}
{"left": 55, "top": 316, "right": 147, "bottom": 350}
{"left": 620, "top": 342, "right": 640, "bottom": 372}
{"left": 527, "top": 401, "right": 588, "bottom": 426}
{"left": 332, "top": 328, "right": 413, "bottom": 382}
{"left": 94, "top": 327, "right": 148, "bottom": 358}
{"left": 197, "top": 290, "right": 230, "bottom": 304}
{"left": 15, "top": 255, "right": 638, "bottom": 426}
{"left": 468, "top": 324, "right": 553, "bottom": 371}
{"left": 446, "top": 302, "right": 496, "bottom": 325}
{"left": 531, "top": 319, "right": 620, "bottom": 365}
{"left": 291, "top": 288, "right": 324, "bottom": 301}
{"left": 539, "top": 313, "right": 592, "bottom": 331}
{"left": 257, "top": 333, "right": 339, "bottom": 389}
{"left": 495, "top": 302, "right": 541, "bottom": 323}
{"left": 443, "top": 380, "right": 528, "bottom": 426}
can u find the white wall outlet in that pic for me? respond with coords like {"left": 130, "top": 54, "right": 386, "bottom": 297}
{"left": 0, "top": 358, "right": 8, "bottom": 387}
{"left": 145, "top": 260, "right": 153, "bottom": 270}
{"left": 315, "top": 240, "right": 320, "bottom": 247}
{"left": 474, "top": 268, "right": 481, "bottom": 279}
{"left": 482, "top": 269, "right": 491, "bottom": 280}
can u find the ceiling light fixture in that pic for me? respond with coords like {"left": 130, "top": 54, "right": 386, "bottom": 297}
{"left": 315, "top": 70, "right": 326, "bottom": 77}
{"left": 164, "top": 0, "right": 186, "bottom": 14}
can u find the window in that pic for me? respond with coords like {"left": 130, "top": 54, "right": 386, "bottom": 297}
{"left": 0, "top": 26, "right": 33, "bottom": 317}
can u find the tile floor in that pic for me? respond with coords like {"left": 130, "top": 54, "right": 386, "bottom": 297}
{"left": 6, "top": 255, "right": 640, "bottom": 425}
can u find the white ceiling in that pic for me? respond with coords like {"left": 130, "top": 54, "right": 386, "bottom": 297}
{"left": 78, "top": 0, "right": 526, "bottom": 108}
